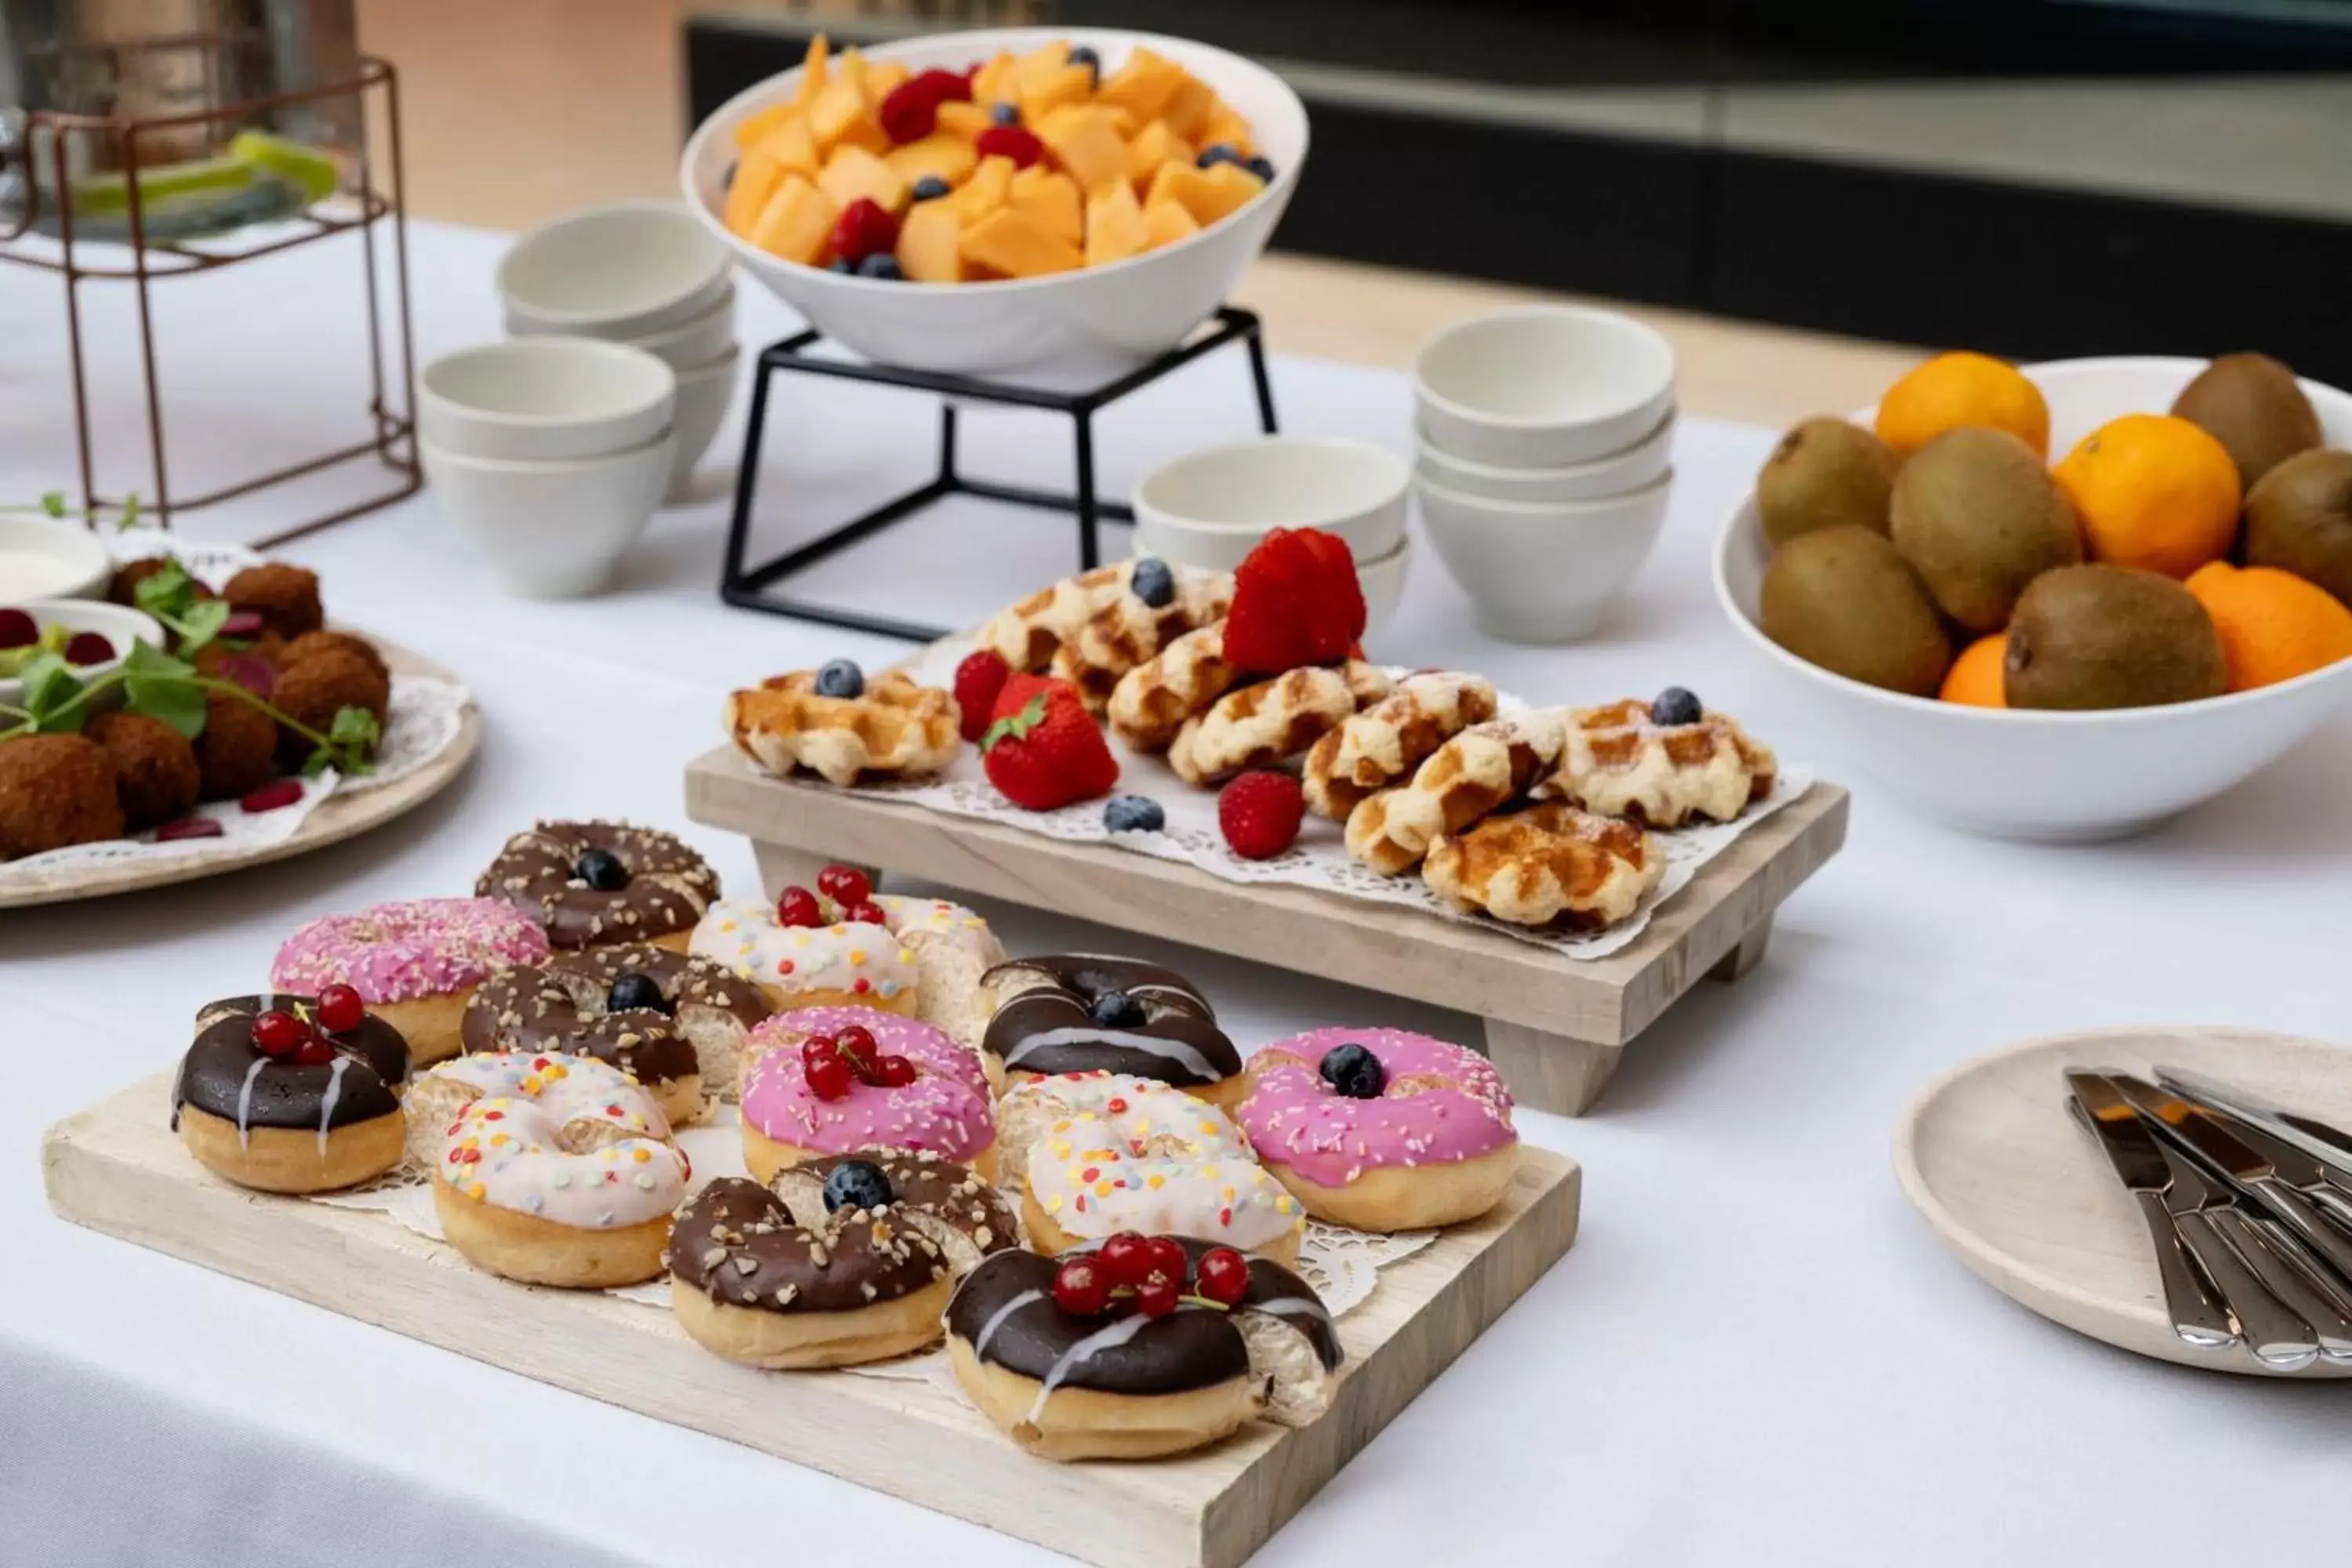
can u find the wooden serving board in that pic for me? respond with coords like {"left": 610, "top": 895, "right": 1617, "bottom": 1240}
{"left": 0, "top": 637, "right": 480, "bottom": 910}
{"left": 685, "top": 743, "right": 1848, "bottom": 1116}
{"left": 44, "top": 1073, "right": 1581, "bottom": 1568}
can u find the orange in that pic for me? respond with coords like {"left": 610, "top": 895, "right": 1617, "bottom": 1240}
{"left": 2053, "top": 414, "right": 2241, "bottom": 579}
{"left": 1875, "top": 351, "right": 2051, "bottom": 458}
{"left": 1940, "top": 633, "right": 2009, "bottom": 707}
{"left": 2184, "top": 561, "right": 2352, "bottom": 691}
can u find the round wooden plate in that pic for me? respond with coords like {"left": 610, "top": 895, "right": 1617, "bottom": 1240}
{"left": 1894, "top": 1025, "right": 2352, "bottom": 1377}
{"left": 0, "top": 637, "right": 479, "bottom": 909}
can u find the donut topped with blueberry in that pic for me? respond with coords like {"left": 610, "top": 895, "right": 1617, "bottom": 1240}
{"left": 474, "top": 820, "right": 720, "bottom": 949}
{"left": 461, "top": 941, "right": 770, "bottom": 1102}
{"left": 980, "top": 953, "right": 1243, "bottom": 1097}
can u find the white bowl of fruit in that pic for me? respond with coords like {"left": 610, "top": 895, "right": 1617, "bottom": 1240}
{"left": 681, "top": 27, "right": 1307, "bottom": 379}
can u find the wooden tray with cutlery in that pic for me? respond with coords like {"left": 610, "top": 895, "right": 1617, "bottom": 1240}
{"left": 684, "top": 739, "right": 1848, "bottom": 1117}
{"left": 43, "top": 1070, "right": 1582, "bottom": 1568}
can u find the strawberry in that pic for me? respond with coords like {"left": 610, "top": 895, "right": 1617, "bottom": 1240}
{"left": 982, "top": 675, "right": 1119, "bottom": 811}
{"left": 1221, "top": 526, "right": 1366, "bottom": 674}
{"left": 952, "top": 648, "right": 1011, "bottom": 742}
{"left": 1218, "top": 770, "right": 1304, "bottom": 859}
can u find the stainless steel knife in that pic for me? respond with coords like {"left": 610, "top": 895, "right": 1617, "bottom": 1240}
{"left": 2154, "top": 1066, "right": 2352, "bottom": 1206}
{"left": 2063, "top": 1072, "right": 2239, "bottom": 1352}
{"left": 2113, "top": 1075, "right": 2352, "bottom": 1295}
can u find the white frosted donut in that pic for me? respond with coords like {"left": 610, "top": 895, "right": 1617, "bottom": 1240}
{"left": 690, "top": 896, "right": 920, "bottom": 1016}
{"left": 997, "top": 1071, "right": 1303, "bottom": 1262}
{"left": 871, "top": 892, "right": 1005, "bottom": 1044}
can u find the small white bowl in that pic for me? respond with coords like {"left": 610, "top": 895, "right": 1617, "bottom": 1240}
{"left": 1414, "top": 307, "right": 1675, "bottom": 469}
{"left": 422, "top": 430, "right": 677, "bottom": 599}
{"left": 1417, "top": 469, "right": 1673, "bottom": 644}
{"left": 497, "top": 200, "right": 734, "bottom": 339}
{"left": 0, "top": 514, "right": 114, "bottom": 602}
{"left": 0, "top": 598, "right": 165, "bottom": 706}
{"left": 666, "top": 345, "right": 742, "bottom": 501}
{"left": 1415, "top": 408, "right": 1675, "bottom": 505}
{"left": 1356, "top": 534, "right": 1412, "bottom": 640}
{"left": 1713, "top": 354, "right": 2352, "bottom": 840}
{"left": 418, "top": 339, "right": 677, "bottom": 463}
{"left": 511, "top": 281, "right": 736, "bottom": 372}
{"left": 1131, "top": 437, "right": 1410, "bottom": 573}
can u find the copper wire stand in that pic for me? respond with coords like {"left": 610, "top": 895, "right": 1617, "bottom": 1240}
{"left": 0, "top": 46, "right": 418, "bottom": 548}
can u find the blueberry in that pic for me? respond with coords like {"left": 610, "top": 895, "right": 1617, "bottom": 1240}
{"left": 826, "top": 257, "right": 854, "bottom": 273}
{"left": 815, "top": 659, "right": 865, "bottom": 699}
{"left": 990, "top": 101, "right": 1020, "bottom": 125}
{"left": 1068, "top": 44, "right": 1100, "bottom": 81}
{"left": 1102, "top": 794, "right": 1166, "bottom": 833}
{"left": 573, "top": 848, "right": 630, "bottom": 891}
{"left": 1244, "top": 154, "right": 1276, "bottom": 182}
{"left": 1196, "top": 143, "right": 1243, "bottom": 170}
{"left": 1319, "top": 1043, "right": 1385, "bottom": 1099}
{"left": 910, "top": 174, "right": 951, "bottom": 202}
{"left": 855, "top": 252, "right": 904, "bottom": 281}
{"left": 1088, "top": 989, "right": 1145, "bottom": 1029}
{"left": 606, "top": 971, "right": 672, "bottom": 1015}
{"left": 822, "top": 1158, "right": 895, "bottom": 1214}
{"left": 1650, "top": 687, "right": 1703, "bottom": 726}
{"left": 1129, "top": 556, "right": 1175, "bottom": 608}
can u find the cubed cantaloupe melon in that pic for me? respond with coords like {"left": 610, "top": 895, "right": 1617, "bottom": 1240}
{"left": 723, "top": 147, "right": 787, "bottom": 237}
{"left": 970, "top": 50, "right": 1018, "bottom": 110}
{"left": 896, "top": 199, "right": 965, "bottom": 283}
{"left": 935, "top": 100, "right": 992, "bottom": 140}
{"left": 1094, "top": 47, "right": 1185, "bottom": 124}
{"left": 959, "top": 205, "right": 1084, "bottom": 278}
{"left": 754, "top": 114, "right": 821, "bottom": 180}
{"left": 884, "top": 132, "right": 978, "bottom": 189}
{"left": 809, "top": 51, "right": 887, "bottom": 155}
{"left": 818, "top": 143, "right": 910, "bottom": 216}
{"left": 1009, "top": 165, "right": 1083, "bottom": 245}
{"left": 1196, "top": 107, "right": 1255, "bottom": 158}
{"left": 1019, "top": 63, "right": 1095, "bottom": 121}
{"left": 868, "top": 60, "right": 910, "bottom": 100}
{"left": 1142, "top": 196, "right": 1200, "bottom": 249}
{"left": 1038, "top": 105, "right": 1128, "bottom": 194}
{"left": 1124, "top": 120, "right": 1193, "bottom": 194}
{"left": 795, "top": 36, "right": 832, "bottom": 110}
{"left": 734, "top": 36, "right": 828, "bottom": 151}
{"left": 1011, "top": 41, "right": 1071, "bottom": 89}
{"left": 1160, "top": 76, "right": 1218, "bottom": 140}
{"left": 748, "top": 176, "right": 839, "bottom": 265}
{"left": 1144, "top": 158, "right": 1261, "bottom": 227}
{"left": 1084, "top": 181, "right": 1152, "bottom": 267}
{"left": 948, "top": 154, "right": 1016, "bottom": 222}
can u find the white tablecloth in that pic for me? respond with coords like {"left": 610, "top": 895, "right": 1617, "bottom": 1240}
{"left": 4, "top": 222, "right": 2348, "bottom": 1568}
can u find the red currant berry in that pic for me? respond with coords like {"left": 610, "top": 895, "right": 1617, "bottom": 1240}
{"left": 314, "top": 983, "right": 365, "bottom": 1035}
{"left": 1134, "top": 1275, "right": 1181, "bottom": 1318}
{"left": 1097, "top": 1232, "right": 1152, "bottom": 1286}
{"left": 1142, "top": 1236, "right": 1188, "bottom": 1286}
{"left": 805, "top": 1052, "right": 855, "bottom": 1101}
{"left": 833, "top": 1022, "right": 877, "bottom": 1062}
{"left": 817, "top": 864, "right": 873, "bottom": 907}
{"left": 843, "top": 899, "right": 889, "bottom": 928}
{"left": 799, "top": 1033, "right": 839, "bottom": 1067}
{"left": 776, "top": 886, "right": 824, "bottom": 927}
{"left": 874, "top": 1054, "right": 917, "bottom": 1087}
{"left": 251, "top": 1008, "right": 309, "bottom": 1056}
{"left": 292, "top": 1036, "right": 339, "bottom": 1066}
{"left": 1052, "top": 1255, "right": 1111, "bottom": 1316}
{"left": 1196, "top": 1246, "right": 1250, "bottom": 1306}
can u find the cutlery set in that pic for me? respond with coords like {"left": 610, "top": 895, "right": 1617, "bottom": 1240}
{"left": 2067, "top": 1066, "right": 2352, "bottom": 1373}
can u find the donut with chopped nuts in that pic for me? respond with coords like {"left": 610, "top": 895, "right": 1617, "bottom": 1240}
{"left": 475, "top": 819, "right": 720, "bottom": 950}
{"left": 668, "top": 1150, "right": 1017, "bottom": 1367}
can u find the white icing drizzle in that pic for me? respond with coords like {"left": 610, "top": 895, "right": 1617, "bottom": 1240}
{"left": 316, "top": 1057, "right": 351, "bottom": 1154}
{"left": 1001, "top": 1024, "right": 1221, "bottom": 1081}
{"left": 1027, "top": 1310, "right": 1154, "bottom": 1425}
{"left": 234, "top": 1058, "right": 267, "bottom": 1152}
{"left": 971, "top": 1287, "right": 1044, "bottom": 1360}
{"left": 1247, "top": 1296, "right": 1327, "bottom": 1323}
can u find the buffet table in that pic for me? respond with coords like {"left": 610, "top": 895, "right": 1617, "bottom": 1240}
{"left": 4, "top": 222, "right": 2347, "bottom": 1566}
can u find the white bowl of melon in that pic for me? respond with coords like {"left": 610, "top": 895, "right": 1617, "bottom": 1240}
{"left": 681, "top": 27, "right": 1307, "bottom": 379}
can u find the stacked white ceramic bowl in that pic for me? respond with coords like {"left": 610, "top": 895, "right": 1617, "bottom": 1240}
{"left": 496, "top": 201, "right": 741, "bottom": 501}
{"left": 1131, "top": 437, "right": 1414, "bottom": 636}
{"left": 1411, "top": 307, "right": 1678, "bottom": 642}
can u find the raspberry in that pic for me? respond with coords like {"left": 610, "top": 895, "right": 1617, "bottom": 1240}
{"left": 953, "top": 648, "right": 1011, "bottom": 742}
{"left": 1221, "top": 527, "right": 1366, "bottom": 673}
{"left": 974, "top": 125, "right": 1044, "bottom": 169}
{"left": 826, "top": 198, "right": 899, "bottom": 265}
{"left": 1218, "top": 771, "right": 1304, "bottom": 860}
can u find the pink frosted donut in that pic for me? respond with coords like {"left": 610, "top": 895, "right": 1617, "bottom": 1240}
{"left": 270, "top": 898, "right": 550, "bottom": 1068}
{"left": 739, "top": 1005, "right": 996, "bottom": 1182}
{"left": 1237, "top": 1027, "right": 1519, "bottom": 1231}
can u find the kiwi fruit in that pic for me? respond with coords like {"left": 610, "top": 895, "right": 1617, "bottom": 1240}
{"left": 1889, "top": 426, "right": 2082, "bottom": 633}
{"left": 1759, "top": 524, "right": 1952, "bottom": 697}
{"left": 2170, "top": 352, "right": 2323, "bottom": 492}
{"left": 2245, "top": 448, "right": 2352, "bottom": 608}
{"left": 1757, "top": 418, "right": 1900, "bottom": 547}
{"left": 2004, "top": 564, "right": 2226, "bottom": 710}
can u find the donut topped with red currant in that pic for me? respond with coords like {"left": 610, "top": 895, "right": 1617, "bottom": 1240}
{"left": 944, "top": 1231, "right": 1342, "bottom": 1461}
{"left": 171, "top": 988, "right": 410, "bottom": 1193}
{"left": 476, "top": 820, "right": 720, "bottom": 950}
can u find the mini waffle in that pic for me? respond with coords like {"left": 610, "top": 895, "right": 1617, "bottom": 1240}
{"left": 1423, "top": 800, "right": 1664, "bottom": 930}
{"left": 1303, "top": 670, "right": 1499, "bottom": 821}
{"left": 1538, "top": 699, "right": 1778, "bottom": 827}
{"left": 1167, "top": 662, "right": 1395, "bottom": 787}
{"left": 726, "top": 670, "right": 961, "bottom": 787}
{"left": 1048, "top": 565, "right": 1233, "bottom": 711}
{"left": 1107, "top": 622, "right": 1236, "bottom": 753}
{"left": 1343, "top": 709, "right": 1566, "bottom": 875}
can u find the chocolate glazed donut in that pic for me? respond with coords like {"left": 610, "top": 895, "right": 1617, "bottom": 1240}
{"left": 943, "top": 1239, "right": 1345, "bottom": 1460}
{"left": 172, "top": 994, "right": 409, "bottom": 1193}
{"left": 475, "top": 820, "right": 720, "bottom": 950}
{"left": 667, "top": 1150, "right": 1017, "bottom": 1368}
{"left": 982, "top": 955, "right": 1244, "bottom": 1107}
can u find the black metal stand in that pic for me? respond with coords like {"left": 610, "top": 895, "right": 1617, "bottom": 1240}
{"left": 718, "top": 306, "right": 1278, "bottom": 641}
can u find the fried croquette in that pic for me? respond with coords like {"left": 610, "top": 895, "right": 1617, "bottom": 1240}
{"left": 194, "top": 689, "right": 278, "bottom": 800}
{"left": 85, "top": 710, "right": 202, "bottom": 831}
{"left": 222, "top": 562, "right": 323, "bottom": 640}
{"left": 0, "top": 734, "right": 125, "bottom": 859}
{"left": 272, "top": 649, "right": 389, "bottom": 766}
{"left": 281, "top": 629, "right": 387, "bottom": 681}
